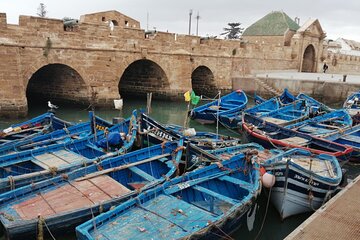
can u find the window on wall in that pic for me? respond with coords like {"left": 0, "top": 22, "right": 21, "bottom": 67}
{"left": 125, "top": 20, "right": 129, "bottom": 27}
{"left": 102, "top": 17, "right": 105, "bottom": 21}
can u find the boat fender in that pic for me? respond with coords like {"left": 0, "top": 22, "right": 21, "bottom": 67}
{"left": 183, "top": 128, "right": 196, "bottom": 136}
{"left": 262, "top": 171, "right": 275, "bottom": 188}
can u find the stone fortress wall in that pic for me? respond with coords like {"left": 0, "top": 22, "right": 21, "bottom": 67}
{"left": 0, "top": 10, "right": 359, "bottom": 117}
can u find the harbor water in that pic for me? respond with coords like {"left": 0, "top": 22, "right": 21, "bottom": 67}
{"left": 0, "top": 97, "right": 359, "bottom": 240}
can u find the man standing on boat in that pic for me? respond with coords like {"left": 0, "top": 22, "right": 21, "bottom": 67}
{"left": 352, "top": 111, "right": 360, "bottom": 126}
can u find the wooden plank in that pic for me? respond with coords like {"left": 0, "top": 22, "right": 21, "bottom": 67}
{"left": 71, "top": 179, "right": 112, "bottom": 203}
{"left": 262, "top": 117, "right": 288, "bottom": 125}
{"left": 143, "top": 195, "right": 218, "bottom": 232}
{"left": 192, "top": 185, "right": 237, "bottom": 204}
{"left": 325, "top": 160, "right": 336, "bottom": 178}
{"left": 94, "top": 206, "right": 176, "bottom": 240}
{"left": 76, "top": 153, "right": 170, "bottom": 181}
{"left": 88, "top": 175, "right": 131, "bottom": 198}
{"left": 281, "top": 136, "right": 309, "bottom": 146}
{"left": 219, "top": 175, "right": 254, "bottom": 192}
{"left": 40, "top": 184, "right": 94, "bottom": 214}
{"left": 13, "top": 194, "right": 56, "bottom": 220}
{"left": 128, "top": 166, "right": 156, "bottom": 181}
{"left": 52, "top": 149, "right": 88, "bottom": 164}
{"left": 33, "top": 153, "right": 69, "bottom": 169}
{"left": 13, "top": 176, "right": 131, "bottom": 220}
{"left": 340, "top": 134, "right": 360, "bottom": 143}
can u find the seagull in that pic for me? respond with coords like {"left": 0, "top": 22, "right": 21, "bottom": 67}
{"left": 48, "top": 101, "right": 58, "bottom": 109}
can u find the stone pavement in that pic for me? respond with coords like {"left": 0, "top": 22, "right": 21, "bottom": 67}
{"left": 256, "top": 71, "right": 360, "bottom": 84}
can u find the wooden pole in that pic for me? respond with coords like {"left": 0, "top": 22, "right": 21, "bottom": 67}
{"left": 183, "top": 101, "right": 191, "bottom": 129}
{"left": 147, "top": 93, "right": 152, "bottom": 115}
{"left": 76, "top": 153, "right": 171, "bottom": 181}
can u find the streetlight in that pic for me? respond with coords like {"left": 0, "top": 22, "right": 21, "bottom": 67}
{"left": 188, "top": 9, "right": 193, "bottom": 35}
{"left": 196, "top": 11, "right": 200, "bottom": 36}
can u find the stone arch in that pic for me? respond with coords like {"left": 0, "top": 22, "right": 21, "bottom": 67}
{"left": 26, "top": 64, "right": 88, "bottom": 107}
{"left": 191, "top": 65, "right": 216, "bottom": 97}
{"left": 301, "top": 44, "right": 316, "bottom": 72}
{"left": 119, "top": 59, "right": 169, "bottom": 99}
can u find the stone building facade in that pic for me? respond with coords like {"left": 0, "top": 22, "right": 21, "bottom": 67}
{"left": 0, "top": 10, "right": 359, "bottom": 117}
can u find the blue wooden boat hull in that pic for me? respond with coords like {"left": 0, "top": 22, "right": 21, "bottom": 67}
{"left": 0, "top": 113, "right": 73, "bottom": 146}
{"left": 189, "top": 90, "right": 248, "bottom": 124}
{"left": 262, "top": 148, "right": 342, "bottom": 220}
{"left": 286, "top": 110, "right": 353, "bottom": 137}
{"left": 219, "top": 97, "right": 281, "bottom": 129}
{"left": 324, "top": 124, "right": 360, "bottom": 162}
{"left": 187, "top": 142, "right": 283, "bottom": 170}
{"left": 297, "top": 93, "right": 333, "bottom": 113}
{"left": 242, "top": 113, "right": 353, "bottom": 158}
{"left": 254, "top": 88, "right": 296, "bottom": 105}
{"left": 0, "top": 140, "right": 183, "bottom": 239}
{"left": 0, "top": 111, "right": 138, "bottom": 193}
{"left": 0, "top": 112, "right": 113, "bottom": 156}
{"left": 76, "top": 154, "right": 261, "bottom": 240}
{"left": 259, "top": 99, "right": 310, "bottom": 126}
{"left": 343, "top": 91, "right": 360, "bottom": 116}
{"left": 140, "top": 113, "right": 240, "bottom": 149}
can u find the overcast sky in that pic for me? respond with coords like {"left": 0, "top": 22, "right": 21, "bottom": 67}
{"left": 1, "top": 0, "right": 360, "bottom": 41}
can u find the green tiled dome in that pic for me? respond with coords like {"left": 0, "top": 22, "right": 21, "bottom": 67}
{"left": 243, "top": 11, "right": 300, "bottom": 36}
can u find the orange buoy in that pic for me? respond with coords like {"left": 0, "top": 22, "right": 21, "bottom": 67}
{"left": 260, "top": 166, "right": 266, "bottom": 176}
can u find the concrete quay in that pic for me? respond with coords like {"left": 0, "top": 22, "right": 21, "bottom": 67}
{"left": 233, "top": 71, "right": 360, "bottom": 103}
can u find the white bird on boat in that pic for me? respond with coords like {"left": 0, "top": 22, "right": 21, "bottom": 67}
{"left": 48, "top": 101, "right": 58, "bottom": 109}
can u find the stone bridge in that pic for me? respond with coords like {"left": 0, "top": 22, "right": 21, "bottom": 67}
{"left": 0, "top": 11, "right": 240, "bottom": 117}
{"left": 1, "top": 10, "right": 359, "bottom": 117}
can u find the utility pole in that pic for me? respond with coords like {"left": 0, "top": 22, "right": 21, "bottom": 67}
{"left": 146, "top": 12, "right": 149, "bottom": 31}
{"left": 196, "top": 11, "right": 200, "bottom": 36}
{"left": 188, "top": 9, "right": 193, "bottom": 35}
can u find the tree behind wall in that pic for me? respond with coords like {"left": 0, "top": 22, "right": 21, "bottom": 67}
{"left": 37, "top": 3, "right": 47, "bottom": 17}
{"left": 221, "top": 22, "right": 244, "bottom": 39}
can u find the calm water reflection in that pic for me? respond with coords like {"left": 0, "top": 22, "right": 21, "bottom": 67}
{"left": 0, "top": 98, "right": 358, "bottom": 240}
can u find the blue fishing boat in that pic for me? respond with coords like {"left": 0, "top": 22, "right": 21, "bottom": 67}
{"left": 297, "top": 93, "right": 333, "bottom": 113}
{"left": 189, "top": 90, "right": 248, "bottom": 124}
{"left": 0, "top": 111, "right": 138, "bottom": 193}
{"left": 286, "top": 110, "right": 353, "bottom": 137}
{"left": 258, "top": 99, "right": 310, "bottom": 126}
{"left": 219, "top": 97, "right": 281, "bottom": 129}
{"left": 279, "top": 88, "right": 297, "bottom": 105}
{"left": 0, "top": 140, "right": 184, "bottom": 239}
{"left": 254, "top": 88, "right": 296, "bottom": 105}
{"left": 343, "top": 91, "right": 360, "bottom": 116}
{"left": 187, "top": 142, "right": 283, "bottom": 170}
{"left": 76, "top": 153, "right": 260, "bottom": 240}
{"left": 140, "top": 112, "right": 240, "bottom": 149}
{"left": 262, "top": 148, "right": 342, "bottom": 220}
{"left": 0, "top": 112, "right": 73, "bottom": 145}
{"left": 0, "top": 112, "right": 113, "bottom": 156}
{"left": 324, "top": 124, "right": 360, "bottom": 162}
{"left": 242, "top": 113, "right": 353, "bottom": 158}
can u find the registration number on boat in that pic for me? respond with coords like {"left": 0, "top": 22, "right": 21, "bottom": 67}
{"left": 177, "top": 182, "right": 190, "bottom": 189}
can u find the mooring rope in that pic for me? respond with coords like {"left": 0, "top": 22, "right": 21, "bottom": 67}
{"left": 255, "top": 186, "right": 272, "bottom": 240}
